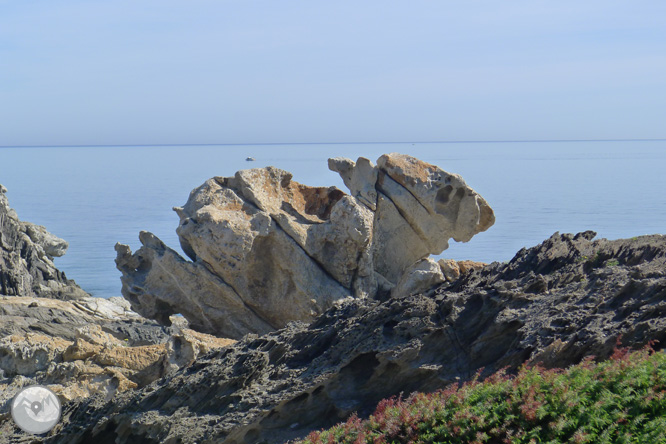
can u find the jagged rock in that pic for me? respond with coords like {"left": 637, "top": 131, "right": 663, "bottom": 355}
{"left": 332, "top": 153, "right": 494, "bottom": 283}
{"left": 0, "top": 295, "right": 170, "bottom": 344}
{"left": 177, "top": 170, "right": 367, "bottom": 304}
{"left": 22, "top": 222, "right": 69, "bottom": 258}
{"left": 0, "top": 185, "right": 88, "bottom": 300}
{"left": 115, "top": 232, "right": 283, "bottom": 338}
{"left": 0, "top": 297, "right": 235, "bottom": 414}
{"left": 42, "top": 232, "right": 666, "bottom": 444}
{"left": 116, "top": 154, "right": 494, "bottom": 338}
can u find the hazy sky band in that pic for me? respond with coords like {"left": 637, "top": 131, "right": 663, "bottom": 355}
{"left": 1, "top": 1, "right": 665, "bottom": 145}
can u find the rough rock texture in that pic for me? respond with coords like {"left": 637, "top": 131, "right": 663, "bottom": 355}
{"left": 0, "top": 324, "right": 234, "bottom": 403}
{"left": 371, "top": 154, "right": 494, "bottom": 282}
{"left": 1, "top": 295, "right": 173, "bottom": 344}
{"left": 116, "top": 154, "right": 494, "bottom": 338}
{"left": 0, "top": 185, "right": 88, "bottom": 300}
{"left": 40, "top": 232, "right": 666, "bottom": 444}
{"left": 0, "top": 295, "right": 235, "bottom": 440}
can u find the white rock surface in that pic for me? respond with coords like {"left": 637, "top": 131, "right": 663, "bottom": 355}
{"left": 328, "top": 156, "right": 379, "bottom": 210}
{"left": 376, "top": 153, "right": 495, "bottom": 244}
{"left": 391, "top": 258, "right": 446, "bottom": 298}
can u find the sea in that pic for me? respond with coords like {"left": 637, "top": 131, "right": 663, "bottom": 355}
{"left": 1, "top": 141, "right": 664, "bottom": 299}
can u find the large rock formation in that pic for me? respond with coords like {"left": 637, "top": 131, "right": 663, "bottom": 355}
{"left": 0, "top": 185, "right": 88, "bottom": 300}
{"left": 40, "top": 232, "right": 666, "bottom": 444}
{"left": 116, "top": 153, "right": 494, "bottom": 338}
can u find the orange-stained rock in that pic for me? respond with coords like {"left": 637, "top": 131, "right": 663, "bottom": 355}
{"left": 94, "top": 343, "right": 167, "bottom": 372}
{"left": 438, "top": 259, "right": 488, "bottom": 282}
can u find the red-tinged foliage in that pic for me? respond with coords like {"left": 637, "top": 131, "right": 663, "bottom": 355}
{"left": 296, "top": 341, "right": 666, "bottom": 444}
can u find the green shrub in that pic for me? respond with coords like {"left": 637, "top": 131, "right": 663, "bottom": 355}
{"left": 299, "top": 341, "right": 666, "bottom": 444}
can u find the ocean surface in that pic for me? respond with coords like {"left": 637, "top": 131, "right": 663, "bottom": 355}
{"left": 1, "top": 141, "right": 664, "bottom": 299}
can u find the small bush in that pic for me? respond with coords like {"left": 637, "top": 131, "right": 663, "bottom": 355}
{"left": 298, "top": 342, "right": 666, "bottom": 444}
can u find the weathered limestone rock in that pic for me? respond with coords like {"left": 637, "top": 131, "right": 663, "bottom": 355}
{"left": 164, "top": 328, "right": 236, "bottom": 371}
{"left": 94, "top": 343, "right": 166, "bottom": 372}
{"left": 328, "top": 156, "right": 379, "bottom": 210}
{"left": 116, "top": 153, "right": 494, "bottom": 338}
{"left": 371, "top": 153, "right": 495, "bottom": 281}
{"left": 0, "top": 185, "right": 88, "bottom": 300}
{"left": 63, "top": 337, "right": 102, "bottom": 361}
{"left": 391, "top": 258, "right": 446, "bottom": 298}
{"left": 371, "top": 192, "right": 432, "bottom": 282}
{"left": 378, "top": 154, "right": 495, "bottom": 240}
{"left": 0, "top": 333, "right": 71, "bottom": 376}
{"left": 116, "top": 231, "right": 300, "bottom": 338}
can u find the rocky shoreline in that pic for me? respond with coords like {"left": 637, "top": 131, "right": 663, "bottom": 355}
{"left": 0, "top": 185, "right": 88, "bottom": 301}
{"left": 1, "top": 154, "right": 664, "bottom": 443}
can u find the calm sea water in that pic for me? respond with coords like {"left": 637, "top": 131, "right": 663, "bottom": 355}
{"left": 1, "top": 142, "right": 664, "bottom": 298}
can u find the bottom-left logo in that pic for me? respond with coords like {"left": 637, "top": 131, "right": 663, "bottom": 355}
{"left": 11, "top": 386, "right": 61, "bottom": 434}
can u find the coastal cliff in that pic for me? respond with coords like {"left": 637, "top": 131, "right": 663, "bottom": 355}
{"left": 1, "top": 155, "right": 665, "bottom": 443}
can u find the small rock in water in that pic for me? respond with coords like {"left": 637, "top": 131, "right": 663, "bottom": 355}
{"left": 246, "top": 156, "right": 255, "bottom": 161}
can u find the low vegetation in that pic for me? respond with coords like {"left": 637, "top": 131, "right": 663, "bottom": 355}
{"left": 299, "top": 341, "right": 666, "bottom": 444}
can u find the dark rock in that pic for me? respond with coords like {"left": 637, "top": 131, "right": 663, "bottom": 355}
{"left": 39, "top": 232, "right": 666, "bottom": 444}
{"left": 0, "top": 185, "right": 88, "bottom": 300}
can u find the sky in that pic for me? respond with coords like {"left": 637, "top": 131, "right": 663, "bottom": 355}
{"left": 1, "top": 1, "right": 665, "bottom": 146}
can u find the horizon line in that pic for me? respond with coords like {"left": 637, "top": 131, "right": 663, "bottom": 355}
{"left": 1, "top": 138, "right": 666, "bottom": 149}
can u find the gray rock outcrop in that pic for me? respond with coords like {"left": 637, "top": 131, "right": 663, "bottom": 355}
{"left": 116, "top": 153, "right": 494, "bottom": 338}
{"left": 44, "top": 232, "right": 666, "bottom": 444}
{"left": 0, "top": 185, "right": 88, "bottom": 300}
{"left": 0, "top": 295, "right": 234, "bottom": 416}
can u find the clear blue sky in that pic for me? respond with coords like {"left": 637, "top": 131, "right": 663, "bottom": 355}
{"left": 1, "top": 1, "right": 665, "bottom": 146}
